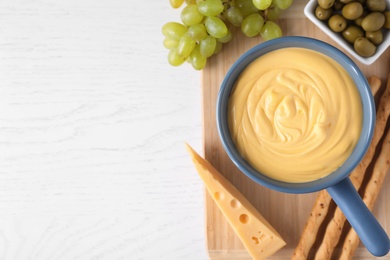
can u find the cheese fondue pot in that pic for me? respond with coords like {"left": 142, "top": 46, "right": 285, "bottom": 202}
{"left": 216, "top": 36, "right": 389, "bottom": 256}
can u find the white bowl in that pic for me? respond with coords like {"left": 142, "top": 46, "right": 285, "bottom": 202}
{"left": 304, "top": 0, "right": 390, "bottom": 65}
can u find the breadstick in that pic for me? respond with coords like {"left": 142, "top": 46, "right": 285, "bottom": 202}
{"left": 339, "top": 77, "right": 390, "bottom": 260}
{"left": 314, "top": 76, "right": 389, "bottom": 259}
{"left": 368, "top": 76, "right": 382, "bottom": 98}
{"left": 292, "top": 76, "right": 383, "bottom": 260}
{"left": 292, "top": 190, "right": 333, "bottom": 259}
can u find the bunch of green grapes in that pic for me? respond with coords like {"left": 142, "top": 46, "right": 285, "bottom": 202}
{"left": 162, "top": 0, "right": 293, "bottom": 70}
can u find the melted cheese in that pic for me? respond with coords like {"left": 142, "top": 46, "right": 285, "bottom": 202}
{"left": 228, "top": 48, "right": 362, "bottom": 183}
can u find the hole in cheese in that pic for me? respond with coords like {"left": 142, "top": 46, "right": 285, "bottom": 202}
{"left": 214, "top": 191, "right": 224, "bottom": 200}
{"left": 239, "top": 214, "right": 249, "bottom": 224}
{"left": 230, "top": 199, "right": 240, "bottom": 208}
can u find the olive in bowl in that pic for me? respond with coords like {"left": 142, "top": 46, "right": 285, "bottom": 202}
{"left": 304, "top": 0, "right": 390, "bottom": 65}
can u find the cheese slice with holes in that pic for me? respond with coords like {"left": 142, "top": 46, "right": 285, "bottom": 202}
{"left": 186, "top": 144, "right": 286, "bottom": 260}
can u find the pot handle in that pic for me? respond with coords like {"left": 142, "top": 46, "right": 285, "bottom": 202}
{"left": 326, "top": 177, "right": 389, "bottom": 257}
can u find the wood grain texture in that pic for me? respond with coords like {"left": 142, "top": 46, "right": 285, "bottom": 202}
{"left": 201, "top": 0, "right": 390, "bottom": 258}
{"left": 0, "top": 0, "right": 208, "bottom": 259}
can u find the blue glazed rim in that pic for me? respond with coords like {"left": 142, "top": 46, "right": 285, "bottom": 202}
{"left": 216, "top": 36, "right": 376, "bottom": 194}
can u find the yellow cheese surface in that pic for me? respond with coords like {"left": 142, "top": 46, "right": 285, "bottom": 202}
{"left": 186, "top": 144, "right": 286, "bottom": 260}
{"left": 228, "top": 48, "right": 362, "bottom": 183}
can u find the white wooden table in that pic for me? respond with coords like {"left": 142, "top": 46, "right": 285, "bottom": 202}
{"left": 0, "top": 1, "right": 209, "bottom": 259}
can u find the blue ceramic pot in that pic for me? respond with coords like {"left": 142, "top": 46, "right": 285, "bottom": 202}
{"left": 216, "top": 36, "right": 389, "bottom": 257}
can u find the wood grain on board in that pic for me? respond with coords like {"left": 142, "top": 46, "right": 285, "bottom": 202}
{"left": 201, "top": 0, "right": 390, "bottom": 258}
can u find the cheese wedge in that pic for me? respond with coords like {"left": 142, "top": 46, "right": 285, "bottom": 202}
{"left": 186, "top": 144, "right": 286, "bottom": 260}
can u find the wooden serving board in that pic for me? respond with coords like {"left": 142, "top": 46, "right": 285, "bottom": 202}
{"left": 201, "top": 0, "right": 390, "bottom": 259}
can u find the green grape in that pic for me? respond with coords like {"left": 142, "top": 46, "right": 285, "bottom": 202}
{"left": 170, "top": 0, "right": 184, "bottom": 8}
{"left": 252, "top": 0, "right": 272, "bottom": 10}
{"left": 213, "top": 41, "right": 223, "bottom": 54}
{"left": 163, "top": 0, "right": 291, "bottom": 70}
{"left": 162, "top": 22, "right": 188, "bottom": 41}
{"left": 181, "top": 4, "right": 204, "bottom": 26}
{"left": 241, "top": 13, "right": 264, "bottom": 37}
{"left": 163, "top": 38, "right": 178, "bottom": 49}
{"left": 264, "top": 5, "right": 281, "bottom": 21}
{"left": 217, "top": 29, "right": 232, "bottom": 43}
{"left": 236, "top": 0, "right": 259, "bottom": 17}
{"left": 224, "top": 6, "right": 244, "bottom": 27}
{"left": 260, "top": 21, "right": 282, "bottom": 40}
{"left": 272, "top": 0, "right": 293, "bottom": 9}
{"left": 188, "top": 24, "right": 207, "bottom": 41}
{"left": 168, "top": 48, "right": 186, "bottom": 66}
{"left": 198, "top": 0, "right": 224, "bottom": 17}
{"left": 177, "top": 33, "right": 196, "bottom": 58}
{"left": 200, "top": 35, "right": 217, "bottom": 57}
{"left": 204, "top": 16, "right": 228, "bottom": 38}
{"left": 188, "top": 45, "right": 207, "bottom": 70}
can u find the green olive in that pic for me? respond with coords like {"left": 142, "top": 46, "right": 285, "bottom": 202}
{"left": 361, "top": 12, "right": 385, "bottom": 32}
{"left": 342, "top": 25, "right": 364, "bottom": 43}
{"left": 342, "top": 2, "right": 364, "bottom": 20}
{"left": 384, "top": 11, "right": 390, "bottom": 29}
{"left": 328, "top": 14, "right": 347, "bottom": 32}
{"left": 365, "top": 30, "right": 383, "bottom": 45}
{"left": 354, "top": 12, "right": 366, "bottom": 27}
{"left": 333, "top": 0, "right": 344, "bottom": 10}
{"left": 318, "top": 0, "right": 335, "bottom": 9}
{"left": 354, "top": 37, "right": 376, "bottom": 57}
{"left": 365, "top": 0, "right": 386, "bottom": 11}
{"left": 315, "top": 5, "right": 333, "bottom": 20}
